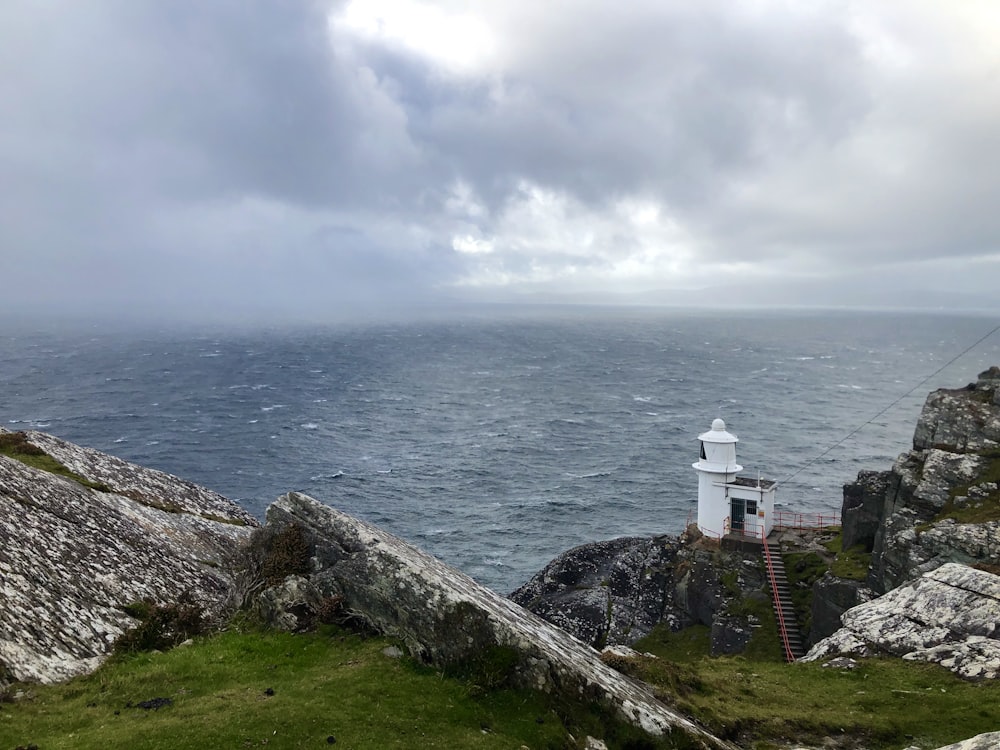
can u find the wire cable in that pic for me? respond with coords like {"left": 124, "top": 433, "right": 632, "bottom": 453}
{"left": 772, "top": 320, "right": 1000, "bottom": 490}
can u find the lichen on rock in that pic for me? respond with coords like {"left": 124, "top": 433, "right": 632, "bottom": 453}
{"left": 0, "top": 427, "right": 257, "bottom": 686}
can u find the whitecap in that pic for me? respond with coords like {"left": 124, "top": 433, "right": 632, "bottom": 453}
{"left": 564, "top": 470, "right": 612, "bottom": 479}
{"left": 113, "top": 437, "right": 126, "bottom": 443}
{"left": 248, "top": 419, "right": 258, "bottom": 424}
{"left": 301, "top": 423, "right": 319, "bottom": 430}
{"left": 261, "top": 404, "right": 286, "bottom": 412}
{"left": 632, "top": 395, "right": 652, "bottom": 403}
{"left": 310, "top": 471, "right": 344, "bottom": 480}
{"left": 146, "top": 440, "right": 160, "bottom": 446}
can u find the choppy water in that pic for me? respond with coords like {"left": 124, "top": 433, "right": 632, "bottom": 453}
{"left": 3, "top": 307, "right": 998, "bottom": 592}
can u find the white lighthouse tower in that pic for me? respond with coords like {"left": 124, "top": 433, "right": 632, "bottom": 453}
{"left": 693, "top": 419, "right": 776, "bottom": 539}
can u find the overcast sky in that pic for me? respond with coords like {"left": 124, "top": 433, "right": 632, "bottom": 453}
{"left": 2, "top": 1, "right": 999, "bottom": 322}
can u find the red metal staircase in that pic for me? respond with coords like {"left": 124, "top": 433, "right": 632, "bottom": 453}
{"left": 761, "top": 533, "right": 806, "bottom": 662}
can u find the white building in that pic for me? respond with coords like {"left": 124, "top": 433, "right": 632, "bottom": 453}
{"left": 692, "top": 419, "right": 776, "bottom": 539}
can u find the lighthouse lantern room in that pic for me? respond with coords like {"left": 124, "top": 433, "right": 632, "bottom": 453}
{"left": 693, "top": 419, "right": 776, "bottom": 539}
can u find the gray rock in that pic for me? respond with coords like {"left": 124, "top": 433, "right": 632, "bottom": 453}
{"left": 821, "top": 657, "right": 858, "bottom": 670}
{"left": 913, "top": 372, "right": 1000, "bottom": 453}
{"left": 510, "top": 535, "right": 680, "bottom": 648}
{"left": 255, "top": 575, "right": 324, "bottom": 632}
{"left": 841, "top": 470, "right": 890, "bottom": 551}
{"left": 929, "top": 731, "right": 1000, "bottom": 750}
{"left": 0, "top": 429, "right": 257, "bottom": 685}
{"left": 810, "top": 573, "right": 870, "bottom": 644}
{"left": 857, "top": 368, "right": 1000, "bottom": 594}
{"left": 512, "top": 528, "right": 769, "bottom": 657}
{"left": 803, "top": 563, "right": 1000, "bottom": 679}
{"left": 263, "top": 492, "right": 735, "bottom": 749}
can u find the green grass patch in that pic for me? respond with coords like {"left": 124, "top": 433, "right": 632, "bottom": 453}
{"left": 823, "top": 531, "right": 872, "bottom": 581}
{"left": 0, "top": 431, "right": 110, "bottom": 492}
{"left": 607, "top": 643, "right": 1000, "bottom": 749}
{"left": 0, "top": 627, "right": 702, "bottom": 750}
{"left": 0, "top": 628, "right": 580, "bottom": 750}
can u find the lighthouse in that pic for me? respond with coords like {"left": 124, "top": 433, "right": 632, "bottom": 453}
{"left": 693, "top": 419, "right": 776, "bottom": 539}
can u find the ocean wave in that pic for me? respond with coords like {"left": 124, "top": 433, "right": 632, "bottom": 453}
{"left": 310, "top": 471, "right": 344, "bottom": 481}
{"left": 564, "top": 470, "right": 613, "bottom": 479}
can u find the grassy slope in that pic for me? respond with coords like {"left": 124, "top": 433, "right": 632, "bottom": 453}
{"left": 633, "top": 623, "right": 1000, "bottom": 750}
{"left": 5, "top": 604, "right": 997, "bottom": 749}
{"left": 0, "top": 628, "right": 574, "bottom": 750}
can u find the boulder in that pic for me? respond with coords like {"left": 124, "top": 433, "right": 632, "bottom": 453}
{"left": 803, "top": 563, "right": 1000, "bottom": 680}
{"left": 510, "top": 535, "right": 680, "bottom": 648}
{"left": 0, "top": 429, "right": 256, "bottom": 685}
{"left": 929, "top": 731, "right": 1000, "bottom": 750}
{"left": 259, "top": 492, "right": 735, "bottom": 749}
{"left": 511, "top": 528, "right": 770, "bottom": 656}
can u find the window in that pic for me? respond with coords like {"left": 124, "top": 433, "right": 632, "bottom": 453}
{"left": 700, "top": 442, "right": 707, "bottom": 460}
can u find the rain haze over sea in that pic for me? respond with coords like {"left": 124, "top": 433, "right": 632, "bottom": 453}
{"left": 3, "top": 307, "right": 998, "bottom": 593}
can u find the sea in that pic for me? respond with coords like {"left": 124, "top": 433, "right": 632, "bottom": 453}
{"left": 3, "top": 307, "right": 998, "bottom": 594}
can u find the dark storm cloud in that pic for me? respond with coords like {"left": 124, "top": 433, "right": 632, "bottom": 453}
{"left": 413, "top": 2, "right": 870, "bottom": 210}
{"left": 1, "top": 0, "right": 998, "bottom": 320}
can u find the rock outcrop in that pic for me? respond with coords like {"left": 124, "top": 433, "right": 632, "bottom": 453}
{"left": 803, "top": 563, "right": 1000, "bottom": 680}
{"left": 812, "top": 367, "right": 1000, "bottom": 641}
{"left": 254, "top": 492, "right": 734, "bottom": 749}
{"left": 929, "top": 731, "right": 1000, "bottom": 750}
{"left": 510, "top": 527, "right": 770, "bottom": 654}
{"left": 844, "top": 367, "right": 1000, "bottom": 595}
{"left": 0, "top": 428, "right": 257, "bottom": 685}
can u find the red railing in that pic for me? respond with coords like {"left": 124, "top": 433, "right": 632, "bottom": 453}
{"left": 772, "top": 511, "right": 839, "bottom": 532}
{"left": 761, "top": 532, "right": 797, "bottom": 663}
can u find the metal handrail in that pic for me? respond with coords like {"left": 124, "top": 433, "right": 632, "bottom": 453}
{"left": 761, "top": 531, "right": 797, "bottom": 663}
{"left": 772, "top": 510, "right": 840, "bottom": 531}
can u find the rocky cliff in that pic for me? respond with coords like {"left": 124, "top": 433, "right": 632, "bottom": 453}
{"left": 803, "top": 562, "right": 1000, "bottom": 680}
{"left": 0, "top": 427, "right": 257, "bottom": 685}
{"left": 510, "top": 528, "right": 772, "bottom": 655}
{"left": 841, "top": 366, "right": 1000, "bottom": 594}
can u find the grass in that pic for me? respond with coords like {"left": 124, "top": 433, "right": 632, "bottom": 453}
{"left": 0, "top": 626, "right": 704, "bottom": 750}
{"left": 823, "top": 531, "right": 872, "bottom": 581}
{"left": 0, "top": 628, "right": 577, "bottom": 750}
{"left": 0, "top": 431, "right": 110, "bottom": 492}
{"left": 632, "top": 624, "right": 1000, "bottom": 749}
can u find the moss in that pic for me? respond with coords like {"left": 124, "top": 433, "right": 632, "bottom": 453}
{"left": 199, "top": 512, "right": 249, "bottom": 526}
{"left": 0, "top": 431, "right": 111, "bottom": 492}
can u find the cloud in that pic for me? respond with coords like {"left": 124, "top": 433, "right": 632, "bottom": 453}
{"left": 1, "top": 0, "right": 998, "bottom": 321}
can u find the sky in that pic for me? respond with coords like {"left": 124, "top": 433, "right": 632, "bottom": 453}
{"left": 2, "top": 0, "right": 999, "bottom": 323}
